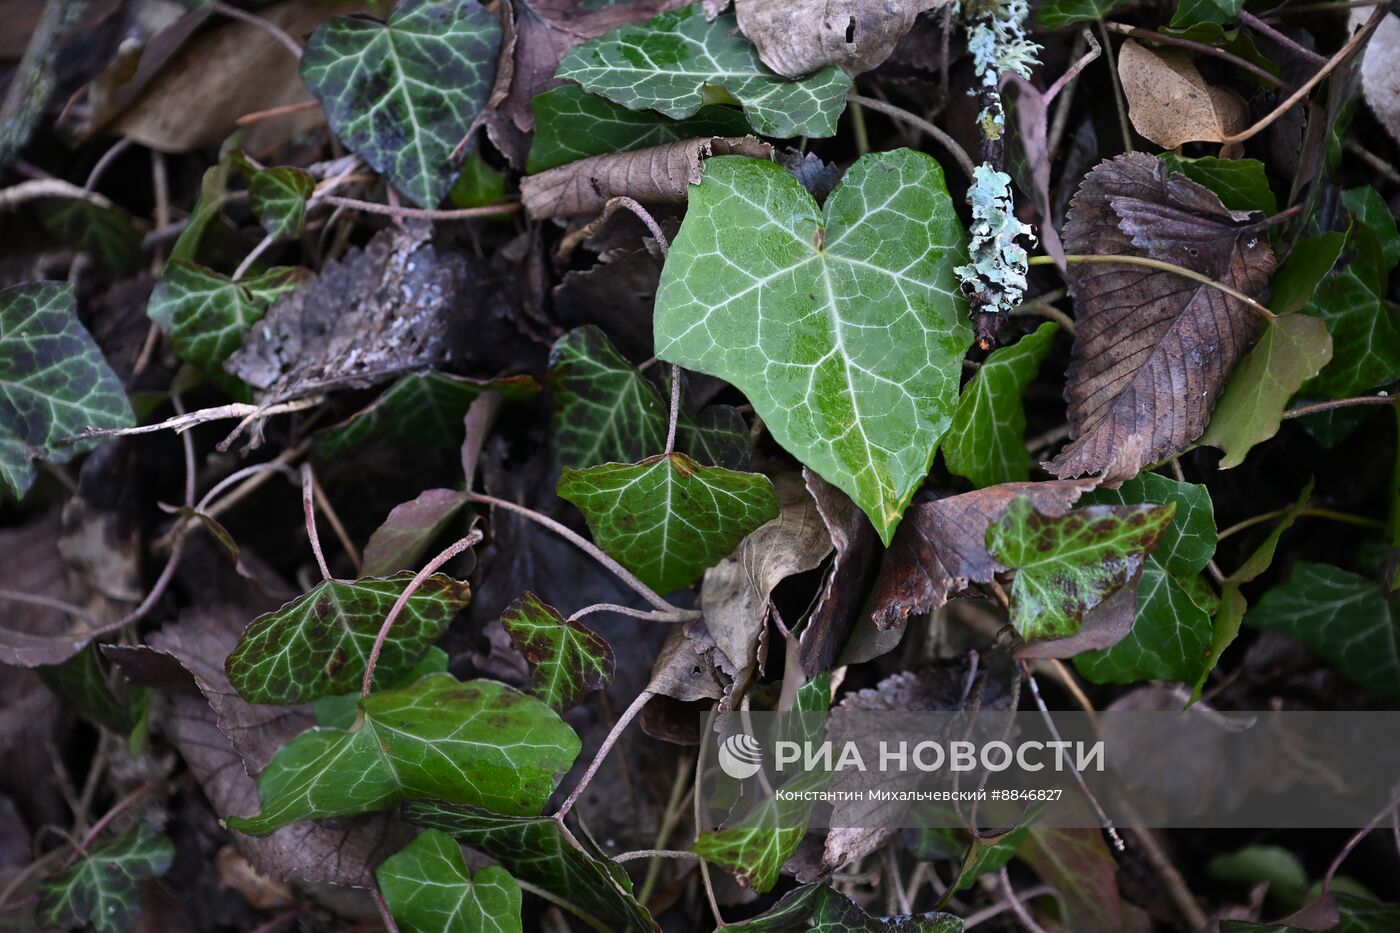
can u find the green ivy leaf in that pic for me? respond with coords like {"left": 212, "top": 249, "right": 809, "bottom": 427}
{"left": 404, "top": 800, "right": 657, "bottom": 932}
{"left": 245, "top": 163, "right": 315, "bottom": 240}
{"left": 38, "top": 824, "right": 174, "bottom": 933}
{"left": 556, "top": 4, "right": 851, "bottom": 139}
{"left": 501, "top": 592, "right": 615, "bottom": 711}
{"left": 301, "top": 0, "right": 502, "bottom": 208}
{"left": 376, "top": 829, "right": 522, "bottom": 933}
{"left": 1074, "top": 473, "right": 1218, "bottom": 685}
{"left": 227, "top": 674, "right": 580, "bottom": 835}
{"left": 1344, "top": 186, "right": 1400, "bottom": 268}
{"left": 1245, "top": 562, "right": 1400, "bottom": 700}
{"left": 1201, "top": 314, "right": 1333, "bottom": 468}
{"left": 548, "top": 326, "right": 749, "bottom": 471}
{"left": 448, "top": 148, "right": 506, "bottom": 208}
{"left": 1036, "top": 0, "right": 1128, "bottom": 29}
{"left": 35, "top": 199, "right": 142, "bottom": 274}
{"left": 946, "top": 804, "right": 1045, "bottom": 894}
{"left": 1271, "top": 233, "right": 1347, "bottom": 316}
{"left": 38, "top": 643, "right": 137, "bottom": 734}
{"left": 655, "top": 151, "right": 970, "bottom": 544}
{"left": 147, "top": 261, "right": 307, "bottom": 374}
{"left": 727, "top": 883, "right": 964, "bottom": 931}
{"left": 317, "top": 372, "right": 539, "bottom": 458}
{"left": 988, "top": 495, "right": 1176, "bottom": 642}
{"left": 312, "top": 646, "right": 449, "bottom": 728}
{"left": 944, "top": 322, "right": 1058, "bottom": 488}
{"left": 0, "top": 282, "right": 135, "bottom": 499}
{"left": 1170, "top": 0, "right": 1244, "bottom": 28}
{"left": 528, "top": 85, "right": 750, "bottom": 173}
{"left": 1157, "top": 155, "right": 1277, "bottom": 215}
{"left": 557, "top": 453, "right": 778, "bottom": 594}
{"left": 225, "top": 572, "right": 471, "bottom": 705}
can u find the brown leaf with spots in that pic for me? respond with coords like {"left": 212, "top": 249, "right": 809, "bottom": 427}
{"left": 869, "top": 479, "right": 1097, "bottom": 628}
{"left": 520, "top": 136, "right": 773, "bottom": 219}
{"left": 1045, "top": 153, "right": 1277, "bottom": 483}
{"left": 1117, "top": 40, "right": 1246, "bottom": 149}
{"left": 734, "top": 0, "right": 951, "bottom": 79}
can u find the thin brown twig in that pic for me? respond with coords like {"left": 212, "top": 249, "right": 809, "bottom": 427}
{"left": 310, "top": 471, "right": 362, "bottom": 575}
{"left": 999, "top": 868, "right": 1050, "bottom": 933}
{"left": 1104, "top": 23, "right": 1289, "bottom": 89}
{"left": 83, "top": 137, "right": 134, "bottom": 193}
{"left": 566, "top": 603, "right": 700, "bottom": 623}
{"left": 236, "top": 99, "right": 321, "bottom": 127}
{"left": 0, "top": 177, "right": 119, "bottom": 211}
{"left": 210, "top": 1, "right": 303, "bottom": 59}
{"left": 318, "top": 195, "right": 519, "bottom": 221}
{"left": 845, "top": 93, "right": 977, "bottom": 179}
{"left": 1282, "top": 395, "right": 1395, "bottom": 419}
{"left": 1238, "top": 9, "right": 1328, "bottom": 67}
{"left": 1098, "top": 21, "right": 1134, "bottom": 152}
{"left": 554, "top": 689, "right": 654, "bottom": 820}
{"left": 557, "top": 195, "right": 671, "bottom": 259}
{"left": 1030, "top": 254, "right": 1277, "bottom": 321}
{"left": 370, "top": 886, "right": 399, "bottom": 933}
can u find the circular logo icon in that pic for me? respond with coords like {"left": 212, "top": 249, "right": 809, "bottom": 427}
{"left": 718, "top": 733, "right": 764, "bottom": 779}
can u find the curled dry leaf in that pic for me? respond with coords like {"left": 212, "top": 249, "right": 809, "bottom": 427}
{"left": 799, "top": 469, "right": 878, "bottom": 676}
{"left": 734, "top": 0, "right": 950, "bottom": 79}
{"left": 1046, "top": 153, "right": 1277, "bottom": 483}
{"left": 520, "top": 136, "right": 773, "bottom": 219}
{"left": 1117, "top": 39, "right": 1246, "bottom": 149}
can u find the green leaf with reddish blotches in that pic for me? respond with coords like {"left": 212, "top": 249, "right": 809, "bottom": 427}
{"left": 225, "top": 572, "right": 470, "bottom": 705}
{"left": 376, "top": 829, "right": 522, "bottom": 933}
{"left": 500, "top": 592, "right": 614, "bottom": 711}
{"left": 226, "top": 675, "right": 580, "bottom": 835}
{"left": 988, "top": 495, "right": 1176, "bottom": 642}
{"left": 557, "top": 453, "right": 779, "bottom": 594}
{"left": 38, "top": 824, "right": 173, "bottom": 933}
{"left": 0, "top": 282, "right": 135, "bottom": 499}
{"left": 405, "top": 799, "right": 657, "bottom": 932}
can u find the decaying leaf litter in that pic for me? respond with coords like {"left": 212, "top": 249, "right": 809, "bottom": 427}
{"left": 1, "top": 0, "right": 1399, "bottom": 929}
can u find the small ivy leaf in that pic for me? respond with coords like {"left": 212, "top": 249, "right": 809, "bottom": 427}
{"left": 655, "top": 151, "right": 970, "bottom": 544}
{"left": 301, "top": 0, "right": 503, "bottom": 208}
{"left": 312, "top": 646, "right": 450, "bottom": 729}
{"left": 1170, "top": 0, "right": 1244, "bottom": 28}
{"left": 946, "top": 804, "right": 1044, "bottom": 893}
{"left": 246, "top": 164, "right": 316, "bottom": 241}
{"left": 38, "top": 824, "right": 174, "bottom": 933}
{"left": 988, "top": 495, "right": 1176, "bottom": 643}
{"left": 147, "top": 261, "right": 308, "bottom": 374}
{"left": 557, "top": 453, "right": 779, "bottom": 594}
{"left": 227, "top": 674, "right": 581, "bottom": 835}
{"left": 376, "top": 829, "right": 523, "bottom": 933}
{"left": 500, "top": 592, "right": 615, "bottom": 711}
{"left": 0, "top": 282, "right": 135, "bottom": 499}
{"left": 1036, "top": 0, "right": 1128, "bottom": 29}
{"left": 556, "top": 4, "right": 852, "bottom": 139}
{"left": 404, "top": 799, "right": 658, "bottom": 932}
{"left": 1200, "top": 314, "right": 1333, "bottom": 469}
{"left": 317, "top": 372, "right": 540, "bottom": 458}
{"left": 362, "top": 489, "right": 470, "bottom": 577}
{"left": 1156, "top": 154, "right": 1278, "bottom": 216}
{"left": 527, "top": 84, "right": 750, "bottom": 173}
{"left": 35, "top": 199, "right": 143, "bottom": 274}
{"left": 726, "top": 884, "right": 963, "bottom": 932}
{"left": 549, "top": 326, "right": 750, "bottom": 471}
{"left": 38, "top": 643, "right": 137, "bottom": 734}
{"left": 944, "top": 322, "right": 1059, "bottom": 488}
{"left": 225, "top": 572, "right": 471, "bottom": 705}
{"left": 1245, "top": 562, "right": 1400, "bottom": 700}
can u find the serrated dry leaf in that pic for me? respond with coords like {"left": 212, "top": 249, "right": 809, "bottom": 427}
{"left": 734, "top": 0, "right": 950, "bottom": 79}
{"left": 1118, "top": 39, "right": 1246, "bottom": 149}
{"left": 520, "top": 136, "right": 773, "bottom": 219}
{"left": 1046, "top": 153, "right": 1277, "bottom": 482}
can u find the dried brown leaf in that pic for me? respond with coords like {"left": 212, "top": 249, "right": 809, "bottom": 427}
{"left": 1118, "top": 40, "right": 1246, "bottom": 148}
{"left": 1046, "top": 153, "right": 1277, "bottom": 482}
{"left": 1355, "top": 10, "right": 1400, "bottom": 146}
{"left": 0, "top": 515, "right": 107, "bottom": 667}
{"left": 733, "top": 0, "right": 949, "bottom": 79}
{"left": 520, "top": 136, "right": 773, "bottom": 219}
{"left": 798, "top": 469, "right": 877, "bottom": 676}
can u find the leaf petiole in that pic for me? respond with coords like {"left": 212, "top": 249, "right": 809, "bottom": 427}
{"left": 1030, "top": 253, "right": 1278, "bottom": 321}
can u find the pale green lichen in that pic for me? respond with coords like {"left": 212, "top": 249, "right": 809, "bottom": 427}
{"left": 955, "top": 164, "right": 1035, "bottom": 315}
{"left": 961, "top": 0, "right": 1040, "bottom": 139}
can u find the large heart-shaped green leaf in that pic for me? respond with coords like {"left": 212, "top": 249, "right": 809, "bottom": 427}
{"left": 655, "top": 150, "right": 970, "bottom": 543}
{"left": 557, "top": 453, "right": 778, "bottom": 594}
{"left": 0, "top": 282, "right": 135, "bottom": 498}
{"left": 225, "top": 572, "right": 471, "bottom": 705}
{"left": 38, "top": 824, "right": 173, "bottom": 933}
{"left": 405, "top": 800, "right": 657, "bottom": 932}
{"left": 301, "top": 0, "right": 502, "bottom": 208}
{"left": 556, "top": 3, "right": 851, "bottom": 139}
{"left": 226, "top": 674, "right": 580, "bottom": 835}
{"left": 377, "top": 829, "right": 522, "bottom": 933}
{"left": 501, "top": 592, "right": 615, "bottom": 711}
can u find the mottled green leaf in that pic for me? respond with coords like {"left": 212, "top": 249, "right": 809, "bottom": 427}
{"left": 317, "top": 372, "right": 539, "bottom": 458}
{"left": 147, "top": 261, "right": 307, "bottom": 373}
{"left": 728, "top": 883, "right": 964, "bottom": 931}
{"left": 988, "top": 495, "right": 1176, "bottom": 642}
{"left": 227, "top": 674, "right": 580, "bottom": 835}
{"left": 1075, "top": 474, "right": 1217, "bottom": 684}
{"left": 500, "top": 592, "right": 614, "bottom": 711}
{"left": 405, "top": 800, "right": 657, "bottom": 932}
{"left": 38, "top": 824, "right": 173, "bottom": 933}
{"left": 655, "top": 151, "right": 970, "bottom": 544}
{"left": 1245, "top": 562, "right": 1400, "bottom": 700}
{"left": 362, "top": 489, "right": 470, "bottom": 577}
{"left": 225, "top": 572, "right": 471, "bottom": 705}
{"left": 1036, "top": 0, "right": 1127, "bottom": 28}
{"left": 35, "top": 199, "right": 142, "bottom": 274}
{"left": 377, "top": 829, "right": 522, "bottom": 933}
{"left": 1201, "top": 314, "right": 1333, "bottom": 468}
{"left": 313, "top": 646, "right": 449, "bottom": 728}
{"left": 944, "top": 322, "right": 1058, "bottom": 487}
{"left": 0, "top": 282, "right": 134, "bottom": 498}
{"left": 528, "top": 84, "right": 750, "bottom": 173}
{"left": 548, "top": 326, "right": 749, "bottom": 471}
{"left": 557, "top": 4, "right": 851, "bottom": 139}
{"left": 557, "top": 453, "right": 778, "bottom": 594}
{"left": 246, "top": 164, "right": 315, "bottom": 240}
{"left": 1344, "top": 186, "right": 1400, "bottom": 268}
{"left": 1170, "top": 0, "right": 1243, "bottom": 28}
{"left": 1157, "top": 155, "right": 1277, "bottom": 215}
{"left": 301, "top": 0, "right": 502, "bottom": 207}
